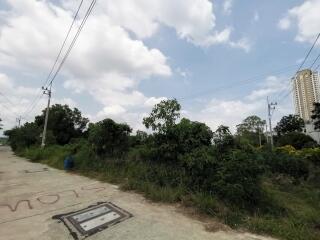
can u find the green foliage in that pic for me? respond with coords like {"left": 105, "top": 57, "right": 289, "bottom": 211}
{"left": 236, "top": 115, "right": 266, "bottom": 134}
{"left": 4, "top": 122, "right": 40, "bottom": 151}
{"left": 8, "top": 99, "right": 320, "bottom": 240}
{"left": 274, "top": 114, "right": 305, "bottom": 136}
{"left": 211, "top": 150, "right": 264, "bottom": 207}
{"left": 148, "top": 118, "right": 213, "bottom": 162}
{"left": 20, "top": 144, "right": 74, "bottom": 169}
{"left": 213, "top": 125, "right": 234, "bottom": 152}
{"left": 88, "top": 118, "right": 132, "bottom": 157}
{"left": 277, "top": 132, "right": 317, "bottom": 149}
{"left": 236, "top": 115, "right": 266, "bottom": 146}
{"left": 128, "top": 130, "right": 148, "bottom": 147}
{"left": 0, "top": 118, "right": 2, "bottom": 130}
{"left": 143, "top": 98, "right": 181, "bottom": 133}
{"left": 299, "top": 148, "right": 320, "bottom": 167}
{"left": 246, "top": 183, "right": 320, "bottom": 240}
{"left": 276, "top": 145, "right": 297, "bottom": 155}
{"left": 311, "top": 102, "right": 320, "bottom": 130}
{"left": 35, "top": 104, "right": 89, "bottom": 145}
{"left": 262, "top": 150, "right": 309, "bottom": 180}
{"left": 18, "top": 140, "right": 320, "bottom": 240}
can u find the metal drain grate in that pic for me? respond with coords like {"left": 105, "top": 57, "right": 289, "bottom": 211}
{"left": 53, "top": 202, "right": 132, "bottom": 239}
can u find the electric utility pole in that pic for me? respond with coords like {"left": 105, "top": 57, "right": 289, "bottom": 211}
{"left": 265, "top": 123, "right": 269, "bottom": 144}
{"left": 16, "top": 116, "right": 22, "bottom": 127}
{"left": 267, "top": 97, "right": 277, "bottom": 150}
{"left": 41, "top": 83, "right": 52, "bottom": 148}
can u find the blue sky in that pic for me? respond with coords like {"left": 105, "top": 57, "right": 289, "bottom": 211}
{"left": 0, "top": 0, "right": 320, "bottom": 133}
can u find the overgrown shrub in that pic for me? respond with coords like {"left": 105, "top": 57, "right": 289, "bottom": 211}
{"left": 4, "top": 123, "right": 41, "bottom": 151}
{"left": 262, "top": 151, "right": 309, "bottom": 180}
{"left": 276, "top": 132, "right": 317, "bottom": 149}
{"left": 88, "top": 118, "right": 132, "bottom": 157}
{"left": 211, "top": 150, "right": 264, "bottom": 207}
{"left": 298, "top": 148, "right": 320, "bottom": 167}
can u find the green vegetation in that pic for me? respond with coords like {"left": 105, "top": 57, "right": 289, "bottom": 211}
{"left": 274, "top": 114, "right": 305, "bottom": 136}
{"left": 5, "top": 100, "right": 320, "bottom": 240}
{"left": 0, "top": 137, "right": 8, "bottom": 145}
{"left": 236, "top": 115, "right": 266, "bottom": 146}
{"left": 311, "top": 103, "right": 320, "bottom": 130}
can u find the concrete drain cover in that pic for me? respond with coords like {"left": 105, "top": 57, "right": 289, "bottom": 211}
{"left": 53, "top": 202, "right": 132, "bottom": 239}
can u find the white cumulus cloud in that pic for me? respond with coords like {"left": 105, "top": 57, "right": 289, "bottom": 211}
{"left": 278, "top": 0, "right": 320, "bottom": 43}
{"left": 0, "top": 0, "right": 252, "bottom": 132}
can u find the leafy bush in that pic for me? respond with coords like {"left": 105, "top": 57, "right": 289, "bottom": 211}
{"left": 262, "top": 151, "right": 309, "bottom": 180}
{"left": 8, "top": 99, "right": 320, "bottom": 240}
{"left": 276, "top": 132, "right": 317, "bottom": 149}
{"left": 211, "top": 150, "right": 264, "bottom": 207}
{"left": 35, "top": 104, "right": 89, "bottom": 145}
{"left": 298, "top": 148, "right": 320, "bottom": 167}
{"left": 145, "top": 118, "right": 213, "bottom": 163}
{"left": 88, "top": 118, "right": 132, "bottom": 157}
{"left": 276, "top": 145, "right": 297, "bottom": 155}
{"left": 274, "top": 114, "right": 305, "bottom": 136}
{"left": 4, "top": 122, "right": 41, "bottom": 151}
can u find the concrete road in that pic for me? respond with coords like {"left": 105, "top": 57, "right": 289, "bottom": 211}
{"left": 0, "top": 147, "right": 276, "bottom": 240}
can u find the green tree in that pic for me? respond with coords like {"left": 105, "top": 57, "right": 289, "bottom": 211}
{"left": 35, "top": 104, "right": 89, "bottom": 145}
{"left": 311, "top": 102, "right": 320, "bottom": 130}
{"left": 88, "top": 118, "right": 132, "bottom": 157}
{"left": 0, "top": 118, "right": 2, "bottom": 130}
{"left": 236, "top": 115, "right": 266, "bottom": 146}
{"left": 143, "top": 99, "right": 181, "bottom": 134}
{"left": 237, "top": 115, "right": 265, "bottom": 134}
{"left": 213, "top": 125, "right": 234, "bottom": 151}
{"left": 276, "top": 132, "right": 317, "bottom": 149}
{"left": 211, "top": 150, "right": 264, "bottom": 207}
{"left": 173, "top": 118, "right": 213, "bottom": 153}
{"left": 129, "top": 130, "right": 149, "bottom": 147}
{"left": 4, "top": 122, "right": 41, "bottom": 151}
{"left": 146, "top": 118, "right": 213, "bottom": 162}
{"left": 274, "top": 114, "right": 304, "bottom": 136}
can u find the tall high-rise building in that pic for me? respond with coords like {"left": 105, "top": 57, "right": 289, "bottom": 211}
{"left": 293, "top": 69, "right": 320, "bottom": 122}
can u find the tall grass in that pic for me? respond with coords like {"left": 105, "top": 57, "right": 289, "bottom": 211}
{"left": 18, "top": 144, "right": 320, "bottom": 240}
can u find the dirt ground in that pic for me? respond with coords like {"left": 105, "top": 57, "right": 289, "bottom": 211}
{"left": 0, "top": 146, "right": 276, "bottom": 240}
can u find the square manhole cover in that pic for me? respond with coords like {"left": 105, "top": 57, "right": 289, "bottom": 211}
{"left": 53, "top": 202, "right": 132, "bottom": 239}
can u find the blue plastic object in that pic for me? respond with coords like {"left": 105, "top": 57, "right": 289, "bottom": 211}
{"left": 64, "top": 155, "right": 74, "bottom": 170}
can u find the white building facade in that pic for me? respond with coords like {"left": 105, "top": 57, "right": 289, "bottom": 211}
{"left": 293, "top": 69, "right": 320, "bottom": 122}
{"left": 293, "top": 69, "right": 320, "bottom": 143}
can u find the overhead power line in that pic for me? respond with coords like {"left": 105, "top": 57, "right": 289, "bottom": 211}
{"left": 23, "top": 94, "right": 45, "bottom": 121}
{"left": 0, "top": 101, "right": 17, "bottom": 124}
{"left": 41, "top": 0, "right": 96, "bottom": 148}
{"left": 310, "top": 52, "right": 320, "bottom": 69}
{"left": 296, "top": 33, "right": 320, "bottom": 73}
{"left": 276, "top": 32, "right": 320, "bottom": 104}
{"left": 177, "top": 62, "right": 304, "bottom": 102}
{"left": 43, "top": 0, "right": 84, "bottom": 87}
{"left": 47, "top": 0, "right": 97, "bottom": 87}
{"left": 128, "top": 62, "right": 314, "bottom": 113}
{"left": 0, "top": 92, "right": 15, "bottom": 108}
{"left": 21, "top": 0, "right": 86, "bottom": 121}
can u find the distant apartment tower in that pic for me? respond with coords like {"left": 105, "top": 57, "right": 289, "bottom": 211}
{"left": 293, "top": 69, "right": 320, "bottom": 122}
